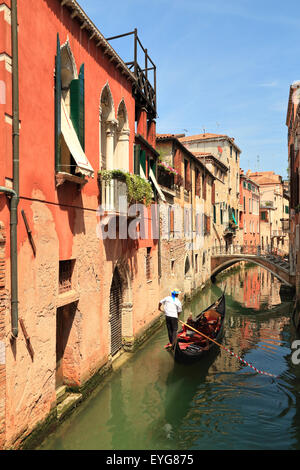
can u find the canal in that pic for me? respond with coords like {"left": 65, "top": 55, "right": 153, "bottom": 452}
{"left": 39, "top": 264, "right": 300, "bottom": 450}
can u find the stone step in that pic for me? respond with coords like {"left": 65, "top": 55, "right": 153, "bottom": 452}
{"left": 56, "top": 385, "right": 68, "bottom": 405}
{"left": 57, "top": 393, "right": 82, "bottom": 420}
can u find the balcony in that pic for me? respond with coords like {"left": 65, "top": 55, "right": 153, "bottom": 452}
{"left": 98, "top": 170, "right": 153, "bottom": 217}
{"left": 281, "top": 218, "right": 290, "bottom": 233}
{"left": 271, "top": 229, "right": 287, "bottom": 238}
{"left": 224, "top": 222, "right": 237, "bottom": 237}
{"left": 260, "top": 200, "right": 275, "bottom": 210}
{"left": 99, "top": 178, "right": 128, "bottom": 215}
{"left": 157, "top": 166, "right": 175, "bottom": 196}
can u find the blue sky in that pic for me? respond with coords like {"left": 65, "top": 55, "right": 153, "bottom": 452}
{"left": 79, "top": 0, "right": 300, "bottom": 177}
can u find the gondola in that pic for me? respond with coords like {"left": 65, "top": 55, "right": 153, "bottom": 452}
{"left": 172, "top": 291, "right": 226, "bottom": 364}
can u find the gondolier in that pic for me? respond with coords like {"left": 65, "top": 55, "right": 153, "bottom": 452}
{"left": 159, "top": 289, "right": 182, "bottom": 349}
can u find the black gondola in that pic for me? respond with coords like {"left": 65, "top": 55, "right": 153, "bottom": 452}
{"left": 172, "top": 291, "right": 226, "bottom": 364}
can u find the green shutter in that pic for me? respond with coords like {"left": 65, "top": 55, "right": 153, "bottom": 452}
{"left": 55, "top": 34, "right": 61, "bottom": 172}
{"left": 134, "top": 145, "right": 140, "bottom": 175}
{"left": 70, "top": 64, "right": 85, "bottom": 150}
{"left": 140, "top": 149, "right": 146, "bottom": 176}
{"left": 151, "top": 159, "right": 157, "bottom": 178}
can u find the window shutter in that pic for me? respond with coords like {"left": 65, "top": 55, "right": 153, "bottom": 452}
{"left": 151, "top": 158, "right": 157, "bottom": 179}
{"left": 169, "top": 206, "right": 174, "bottom": 234}
{"left": 70, "top": 64, "right": 85, "bottom": 150}
{"left": 55, "top": 34, "right": 61, "bottom": 172}
{"left": 212, "top": 181, "right": 215, "bottom": 204}
{"left": 140, "top": 149, "right": 146, "bottom": 176}
{"left": 134, "top": 145, "right": 140, "bottom": 175}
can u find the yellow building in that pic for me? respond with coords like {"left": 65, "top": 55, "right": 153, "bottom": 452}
{"left": 156, "top": 134, "right": 215, "bottom": 297}
{"left": 179, "top": 133, "right": 242, "bottom": 250}
{"left": 247, "top": 171, "right": 289, "bottom": 255}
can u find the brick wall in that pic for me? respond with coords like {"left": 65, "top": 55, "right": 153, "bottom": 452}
{"left": 0, "top": 222, "right": 6, "bottom": 449}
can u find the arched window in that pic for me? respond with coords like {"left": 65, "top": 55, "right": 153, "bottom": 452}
{"left": 55, "top": 35, "right": 93, "bottom": 180}
{"left": 115, "top": 99, "right": 130, "bottom": 172}
{"left": 184, "top": 256, "right": 191, "bottom": 276}
{"left": 60, "top": 40, "right": 78, "bottom": 174}
{"left": 100, "top": 84, "right": 115, "bottom": 170}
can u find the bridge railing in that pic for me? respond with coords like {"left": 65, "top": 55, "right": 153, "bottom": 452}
{"left": 211, "top": 245, "right": 261, "bottom": 256}
{"left": 211, "top": 245, "right": 289, "bottom": 263}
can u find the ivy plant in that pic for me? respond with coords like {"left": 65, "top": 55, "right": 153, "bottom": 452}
{"left": 98, "top": 170, "right": 153, "bottom": 206}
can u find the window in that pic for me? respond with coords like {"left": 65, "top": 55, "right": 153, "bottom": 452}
{"left": 169, "top": 205, "right": 175, "bottom": 238}
{"left": 195, "top": 168, "right": 201, "bottom": 196}
{"left": 213, "top": 205, "right": 216, "bottom": 224}
{"left": 230, "top": 146, "right": 233, "bottom": 157}
{"left": 184, "top": 159, "right": 191, "bottom": 191}
{"left": 55, "top": 35, "right": 93, "bottom": 180}
{"left": 184, "top": 256, "right": 191, "bottom": 276}
{"left": 146, "top": 248, "right": 152, "bottom": 280}
{"left": 261, "top": 211, "right": 266, "bottom": 221}
{"left": 59, "top": 260, "right": 75, "bottom": 294}
{"left": 195, "top": 254, "right": 199, "bottom": 273}
{"left": 204, "top": 215, "right": 211, "bottom": 235}
{"left": 171, "top": 260, "right": 175, "bottom": 275}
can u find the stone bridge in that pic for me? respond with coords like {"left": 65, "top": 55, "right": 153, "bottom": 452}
{"left": 211, "top": 245, "right": 295, "bottom": 288}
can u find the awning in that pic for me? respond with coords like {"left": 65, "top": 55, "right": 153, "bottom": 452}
{"left": 231, "top": 211, "right": 238, "bottom": 226}
{"left": 61, "top": 99, "right": 94, "bottom": 178}
{"left": 149, "top": 168, "right": 166, "bottom": 202}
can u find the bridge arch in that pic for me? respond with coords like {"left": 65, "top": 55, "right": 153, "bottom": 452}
{"left": 210, "top": 257, "right": 294, "bottom": 287}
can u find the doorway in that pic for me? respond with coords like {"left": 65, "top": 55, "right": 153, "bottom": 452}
{"left": 109, "top": 268, "right": 123, "bottom": 357}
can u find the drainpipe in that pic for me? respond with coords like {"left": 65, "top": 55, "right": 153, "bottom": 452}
{"left": 0, "top": 188, "right": 19, "bottom": 339}
{"left": 4, "top": 0, "right": 20, "bottom": 339}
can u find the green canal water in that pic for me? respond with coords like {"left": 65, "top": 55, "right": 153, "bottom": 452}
{"left": 39, "top": 265, "right": 300, "bottom": 450}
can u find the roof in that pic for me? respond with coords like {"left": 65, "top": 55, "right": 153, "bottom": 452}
{"left": 156, "top": 133, "right": 185, "bottom": 139}
{"left": 156, "top": 134, "right": 215, "bottom": 180}
{"left": 179, "top": 133, "right": 228, "bottom": 142}
{"left": 135, "top": 134, "right": 160, "bottom": 158}
{"left": 192, "top": 152, "right": 229, "bottom": 172}
{"left": 59, "top": 0, "right": 136, "bottom": 83}
{"left": 178, "top": 133, "right": 242, "bottom": 154}
{"left": 240, "top": 172, "right": 260, "bottom": 188}
{"left": 247, "top": 171, "right": 282, "bottom": 185}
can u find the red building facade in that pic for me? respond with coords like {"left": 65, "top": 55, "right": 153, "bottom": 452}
{"left": 286, "top": 82, "right": 300, "bottom": 298}
{"left": 0, "top": 0, "right": 161, "bottom": 448}
{"left": 239, "top": 170, "right": 260, "bottom": 248}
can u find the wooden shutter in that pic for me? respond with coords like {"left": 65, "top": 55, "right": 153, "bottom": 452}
{"left": 55, "top": 34, "right": 61, "bottom": 172}
{"left": 202, "top": 174, "right": 206, "bottom": 200}
{"left": 140, "top": 149, "right": 146, "bottom": 176}
{"left": 70, "top": 64, "right": 85, "bottom": 150}
{"left": 134, "top": 144, "right": 140, "bottom": 175}
{"left": 212, "top": 181, "right": 215, "bottom": 204}
{"left": 169, "top": 206, "right": 174, "bottom": 234}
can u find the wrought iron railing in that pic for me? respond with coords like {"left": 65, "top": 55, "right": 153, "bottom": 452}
{"left": 106, "top": 29, "right": 157, "bottom": 116}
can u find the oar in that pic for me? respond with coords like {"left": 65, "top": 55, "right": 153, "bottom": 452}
{"left": 179, "top": 320, "right": 277, "bottom": 378}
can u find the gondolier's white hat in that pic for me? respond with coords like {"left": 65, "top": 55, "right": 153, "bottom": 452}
{"left": 172, "top": 289, "right": 181, "bottom": 295}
